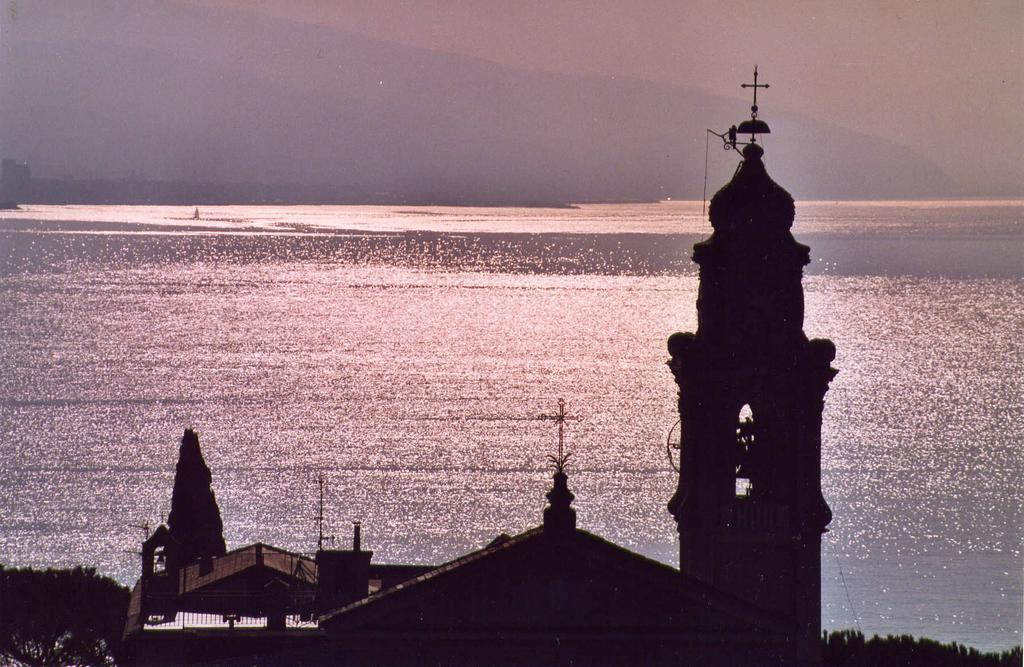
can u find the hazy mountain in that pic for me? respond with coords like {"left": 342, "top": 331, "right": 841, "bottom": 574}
{"left": 0, "top": 2, "right": 957, "bottom": 202}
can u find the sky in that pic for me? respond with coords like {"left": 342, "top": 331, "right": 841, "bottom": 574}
{"left": 1, "top": 0, "right": 1020, "bottom": 199}
{"left": 203, "top": 0, "right": 1023, "bottom": 195}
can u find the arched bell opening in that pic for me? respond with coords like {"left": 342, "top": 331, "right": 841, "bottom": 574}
{"left": 735, "top": 403, "right": 756, "bottom": 499}
{"left": 153, "top": 546, "right": 168, "bottom": 575}
{"left": 141, "top": 525, "right": 175, "bottom": 579}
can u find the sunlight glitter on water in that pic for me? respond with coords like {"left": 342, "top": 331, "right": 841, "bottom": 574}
{"left": 2, "top": 200, "right": 1020, "bottom": 236}
{"left": 0, "top": 203, "right": 1021, "bottom": 650}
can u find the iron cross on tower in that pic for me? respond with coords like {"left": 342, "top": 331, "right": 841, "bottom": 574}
{"left": 741, "top": 65, "right": 770, "bottom": 121}
{"left": 539, "top": 398, "right": 580, "bottom": 469}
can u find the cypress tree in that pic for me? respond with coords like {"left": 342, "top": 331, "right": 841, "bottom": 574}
{"left": 166, "top": 428, "right": 226, "bottom": 568}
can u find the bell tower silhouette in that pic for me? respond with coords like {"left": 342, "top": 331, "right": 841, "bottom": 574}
{"left": 667, "top": 69, "right": 836, "bottom": 664}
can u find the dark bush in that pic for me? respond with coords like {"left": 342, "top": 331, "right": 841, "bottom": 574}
{"left": 823, "top": 629, "right": 1022, "bottom": 667}
{"left": 0, "top": 565, "right": 130, "bottom": 666}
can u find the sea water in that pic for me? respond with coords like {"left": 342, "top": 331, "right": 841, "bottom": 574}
{"left": 0, "top": 201, "right": 1020, "bottom": 651}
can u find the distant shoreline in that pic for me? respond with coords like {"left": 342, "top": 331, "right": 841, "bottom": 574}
{"left": 4, "top": 197, "right": 1022, "bottom": 208}
{"left": 8, "top": 198, "right": 586, "bottom": 210}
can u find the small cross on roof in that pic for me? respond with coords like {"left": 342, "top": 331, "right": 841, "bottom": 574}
{"left": 539, "top": 398, "right": 581, "bottom": 472}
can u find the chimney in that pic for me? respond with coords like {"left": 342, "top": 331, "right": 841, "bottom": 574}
{"left": 315, "top": 522, "right": 372, "bottom": 614}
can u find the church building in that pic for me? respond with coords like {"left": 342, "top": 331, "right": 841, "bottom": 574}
{"left": 124, "top": 72, "right": 836, "bottom": 666}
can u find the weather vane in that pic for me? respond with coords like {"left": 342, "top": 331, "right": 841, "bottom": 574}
{"left": 539, "top": 398, "right": 580, "bottom": 472}
{"left": 708, "top": 66, "right": 772, "bottom": 153}
{"left": 701, "top": 66, "right": 775, "bottom": 216}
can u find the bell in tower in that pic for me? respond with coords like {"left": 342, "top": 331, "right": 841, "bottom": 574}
{"left": 666, "top": 68, "right": 837, "bottom": 665}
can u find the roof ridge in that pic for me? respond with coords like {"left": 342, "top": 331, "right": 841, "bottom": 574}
{"left": 321, "top": 526, "right": 546, "bottom": 622}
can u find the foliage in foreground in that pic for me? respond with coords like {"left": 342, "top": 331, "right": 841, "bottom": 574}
{"left": 823, "top": 629, "right": 1022, "bottom": 667}
{"left": 0, "top": 565, "right": 130, "bottom": 666}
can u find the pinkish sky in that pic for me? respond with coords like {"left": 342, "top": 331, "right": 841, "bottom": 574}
{"left": 2, "top": 1, "right": 1020, "bottom": 199}
{"left": 204, "top": 0, "right": 1021, "bottom": 194}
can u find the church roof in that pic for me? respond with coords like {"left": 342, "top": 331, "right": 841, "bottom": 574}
{"left": 320, "top": 525, "right": 788, "bottom": 637}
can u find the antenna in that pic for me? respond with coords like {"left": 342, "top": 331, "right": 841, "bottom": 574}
{"left": 315, "top": 472, "right": 326, "bottom": 551}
